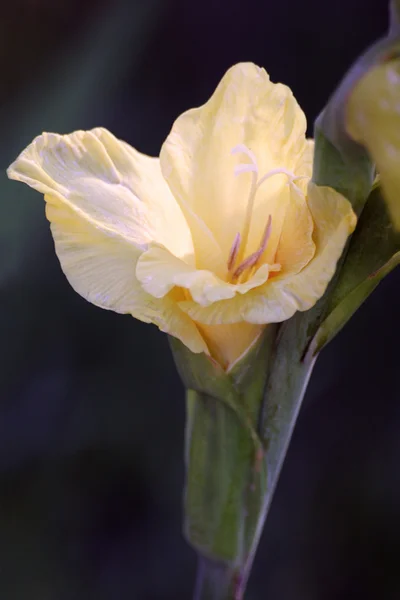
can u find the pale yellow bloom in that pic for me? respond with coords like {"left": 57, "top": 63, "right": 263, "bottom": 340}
{"left": 347, "top": 59, "right": 400, "bottom": 229}
{"left": 7, "top": 63, "right": 356, "bottom": 369}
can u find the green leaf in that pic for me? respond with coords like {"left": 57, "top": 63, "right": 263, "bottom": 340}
{"left": 169, "top": 327, "right": 277, "bottom": 454}
{"left": 308, "top": 186, "right": 400, "bottom": 356}
{"left": 312, "top": 128, "right": 373, "bottom": 214}
{"left": 184, "top": 389, "right": 267, "bottom": 565}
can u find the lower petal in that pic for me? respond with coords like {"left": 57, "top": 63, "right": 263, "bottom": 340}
{"left": 46, "top": 193, "right": 208, "bottom": 354}
{"left": 136, "top": 243, "right": 274, "bottom": 306}
{"left": 179, "top": 184, "right": 356, "bottom": 325}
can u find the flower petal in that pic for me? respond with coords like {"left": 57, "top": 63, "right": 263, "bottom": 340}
{"left": 179, "top": 184, "right": 356, "bottom": 324}
{"left": 7, "top": 128, "right": 193, "bottom": 259}
{"left": 136, "top": 243, "right": 279, "bottom": 306}
{"left": 196, "top": 322, "right": 264, "bottom": 371}
{"left": 46, "top": 194, "right": 206, "bottom": 353}
{"left": 294, "top": 139, "right": 314, "bottom": 184}
{"left": 160, "top": 62, "right": 309, "bottom": 261}
{"left": 7, "top": 129, "right": 207, "bottom": 354}
{"left": 274, "top": 183, "right": 315, "bottom": 275}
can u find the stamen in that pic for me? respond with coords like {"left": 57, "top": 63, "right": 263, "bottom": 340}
{"left": 227, "top": 232, "right": 241, "bottom": 271}
{"left": 232, "top": 215, "right": 272, "bottom": 280}
{"left": 259, "top": 215, "right": 272, "bottom": 254}
{"left": 229, "top": 143, "right": 305, "bottom": 282}
{"left": 232, "top": 250, "right": 261, "bottom": 279}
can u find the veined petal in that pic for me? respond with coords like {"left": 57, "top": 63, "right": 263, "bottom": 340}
{"left": 294, "top": 139, "right": 314, "bottom": 183}
{"left": 275, "top": 183, "right": 356, "bottom": 310}
{"left": 160, "top": 62, "right": 309, "bottom": 260}
{"left": 46, "top": 193, "right": 207, "bottom": 353}
{"left": 46, "top": 190, "right": 211, "bottom": 355}
{"left": 274, "top": 183, "right": 315, "bottom": 274}
{"left": 7, "top": 130, "right": 207, "bottom": 354}
{"left": 136, "top": 243, "right": 279, "bottom": 306}
{"left": 7, "top": 128, "right": 193, "bottom": 259}
{"left": 145, "top": 290, "right": 209, "bottom": 355}
{"left": 179, "top": 184, "right": 356, "bottom": 325}
{"left": 244, "top": 179, "right": 290, "bottom": 262}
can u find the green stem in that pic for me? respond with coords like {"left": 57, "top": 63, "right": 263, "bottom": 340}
{"left": 194, "top": 557, "right": 238, "bottom": 600}
{"left": 241, "top": 348, "right": 317, "bottom": 592}
{"left": 170, "top": 325, "right": 317, "bottom": 600}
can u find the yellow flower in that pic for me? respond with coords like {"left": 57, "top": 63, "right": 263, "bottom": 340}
{"left": 347, "top": 58, "right": 400, "bottom": 229}
{"left": 7, "top": 63, "right": 356, "bottom": 369}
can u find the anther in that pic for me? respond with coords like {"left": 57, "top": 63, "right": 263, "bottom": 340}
{"left": 259, "top": 215, "right": 272, "bottom": 255}
{"left": 232, "top": 216, "right": 272, "bottom": 280}
{"left": 227, "top": 232, "right": 241, "bottom": 271}
{"left": 232, "top": 251, "right": 261, "bottom": 279}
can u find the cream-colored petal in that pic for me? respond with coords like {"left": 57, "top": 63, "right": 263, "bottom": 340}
{"left": 196, "top": 322, "right": 265, "bottom": 371}
{"left": 7, "top": 130, "right": 207, "bottom": 354}
{"left": 179, "top": 184, "right": 356, "bottom": 325}
{"left": 276, "top": 182, "right": 356, "bottom": 309}
{"left": 7, "top": 128, "right": 193, "bottom": 259}
{"left": 145, "top": 290, "right": 209, "bottom": 355}
{"left": 178, "top": 278, "right": 295, "bottom": 325}
{"left": 47, "top": 193, "right": 208, "bottom": 354}
{"left": 294, "top": 139, "right": 314, "bottom": 184}
{"left": 160, "top": 62, "right": 308, "bottom": 260}
{"left": 347, "top": 60, "right": 400, "bottom": 229}
{"left": 136, "top": 243, "right": 279, "bottom": 306}
{"left": 274, "top": 183, "right": 315, "bottom": 274}
{"left": 137, "top": 244, "right": 234, "bottom": 303}
{"left": 244, "top": 179, "right": 290, "bottom": 262}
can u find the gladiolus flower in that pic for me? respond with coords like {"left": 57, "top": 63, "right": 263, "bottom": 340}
{"left": 7, "top": 63, "right": 356, "bottom": 369}
{"left": 347, "top": 58, "right": 400, "bottom": 229}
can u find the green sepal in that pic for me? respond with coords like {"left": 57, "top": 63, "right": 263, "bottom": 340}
{"left": 307, "top": 186, "right": 400, "bottom": 357}
{"left": 169, "top": 326, "right": 277, "bottom": 567}
{"left": 184, "top": 389, "right": 267, "bottom": 565}
{"left": 169, "top": 327, "right": 277, "bottom": 453}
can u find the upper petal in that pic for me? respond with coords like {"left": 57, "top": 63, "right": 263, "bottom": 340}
{"left": 160, "top": 62, "right": 309, "bottom": 262}
{"left": 7, "top": 128, "right": 193, "bottom": 259}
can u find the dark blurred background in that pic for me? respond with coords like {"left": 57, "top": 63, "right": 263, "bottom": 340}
{"left": 0, "top": 1, "right": 398, "bottom": 599}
